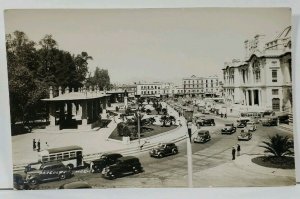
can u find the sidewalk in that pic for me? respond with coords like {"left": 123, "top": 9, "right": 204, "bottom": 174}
{"left": 193, "top": 154, "right": 295, "bottom": 187}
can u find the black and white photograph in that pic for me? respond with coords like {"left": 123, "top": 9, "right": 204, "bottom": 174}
{"left": 4, "top": 8, "right": 295, "bottom": 190}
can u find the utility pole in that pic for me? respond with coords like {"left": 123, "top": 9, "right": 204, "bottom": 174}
{"left": 187, "top": 121, "right": 193, "bottom": 188}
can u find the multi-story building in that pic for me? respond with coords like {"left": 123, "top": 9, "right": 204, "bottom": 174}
{"left": 182, "top": 75, "right": 220, "bottom": 97}
{"left": 222, "top": 26, "right": 292, "bottom": 112}
{"left": 136, "top": 82, "right": 163, "bottom": 97}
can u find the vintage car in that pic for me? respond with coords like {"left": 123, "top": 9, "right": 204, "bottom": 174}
{"left": 237, "top": 117, "right": 250, "bottom": 128}
{"left": 102, "top": 156, "right": 143, "bottom": 179}
{"left": 26, "top": 162, "right": 73, "bottom": 185}
{"left": 149, "top": 143, "right": 178, "bottom": 158}
{"left": 221, "top": 123, "right": 236, "bottom": 134}
{"left": 246, "top": 121, "right": 257, "bottom": 132}
{"left": 197, "top": 118, "right": 215, "bottom": 126}
{"left": 261, "top": 116, "right": 278, "bottom": 126}
{"left": 90, "top": 153, "right": 123, "bottom": 173}
{"left": 237, "top": 129, "right": 252, "bottom": 141}
{"left": 193, "top": 130, "right": 211, "bottom": 143}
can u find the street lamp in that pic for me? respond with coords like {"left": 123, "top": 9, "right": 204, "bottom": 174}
{"left": 137, "top": 106, "right": 141, "bottom": 150}
{"left": 183, "top": 109, "right": 194, "bottom": 188}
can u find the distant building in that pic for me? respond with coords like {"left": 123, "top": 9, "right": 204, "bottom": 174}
{"left": 222, "top": 26, "right": 292, "bottom": 112}
{"left": 136, "top": 82, "right": 163, "bottom": 97}
{"left": 182, "top": 75, "right": 220, "bottom": 97}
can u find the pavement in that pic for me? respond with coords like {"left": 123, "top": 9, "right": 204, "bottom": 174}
{"left": 11, "top": 102, "right": 188, "bottom": 166}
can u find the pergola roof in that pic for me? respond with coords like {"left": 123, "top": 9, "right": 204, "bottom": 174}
{"left": 42, "top": 92, "right": 111, "bottom": 102}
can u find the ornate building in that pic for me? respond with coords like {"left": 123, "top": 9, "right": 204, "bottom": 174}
{"left": 222, "top": 26, "right": 292, "bottom": 112}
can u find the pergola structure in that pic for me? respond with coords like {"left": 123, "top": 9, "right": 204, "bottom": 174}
{"left": 42, "top": 86, "right": 112, "bottom": 130}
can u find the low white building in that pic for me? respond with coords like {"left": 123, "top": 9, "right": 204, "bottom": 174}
{"left": 222, "top": 26, "right": 292, "bottom": 112}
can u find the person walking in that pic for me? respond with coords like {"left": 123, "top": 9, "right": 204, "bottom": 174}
{"left": 237, "top": 144, "right": 241, "bottom": 156}
{"left": 33, "top": 139, "right": 36, "bottom": 151}
{"left": 37, "top": 139, "right": 41, "bottom": 152}
{"left": 45, "top": 142, "right": 49, "bottom": 149}
{"left": 232, "top": 146, "right": 236, "bottom": 160}
{"left": 224, "top": 113, "right": 227, "bottom": 118}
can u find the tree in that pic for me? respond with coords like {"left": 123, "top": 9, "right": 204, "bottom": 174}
{"left": 87, "top": 67, "right": 111, "bottom": 90}
{"left": 259, "top": 134, "right": 294, "bottom": 157}
{"left": 160, "top": 115, "right": 168, "bottom": 127}
{"left": 74, "top": 52, "right": 93, "bottom": 87}
{"left": 146, "top": 109, "right": 152, "bottom": 115}
{"left": 156, "top": 106, "right": 161, "bottom": 115}
{"left": 169, "top": 116, "right": 176, "bottom": 125}
{"left": 6, "top": 31, "right": 47, "bottom": 127}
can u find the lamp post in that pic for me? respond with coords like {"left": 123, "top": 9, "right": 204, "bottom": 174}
{"left": 183, "top": 109, "right": 194, "bottom": 188}
{"left": 137, "top": 106, "right": 141, "bottom": 149}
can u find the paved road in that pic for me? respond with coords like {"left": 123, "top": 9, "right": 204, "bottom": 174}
{"left": 31, "top": 115, "right": 294, "bottom": 189}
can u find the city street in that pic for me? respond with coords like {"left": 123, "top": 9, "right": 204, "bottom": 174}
{"left": 32, "top": 115, "right": 294, "bottom": 189}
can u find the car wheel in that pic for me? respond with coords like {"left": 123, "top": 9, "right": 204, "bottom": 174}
{"left": 59, "top": 173, "right": 66, "bottom": 180}
{"left": 172, "top": 149, "right": 178, "bottom": 154}
{"left": 133, "top": 167, "right": 139, "bottom": 174}
{"left": 29, "top": 178, "right": 38, "bottom": 185}
{"left": 158, "top": 153, "right": 163, "bottom": 158}
{"left": 67, "top": 164, "right": 74, "bottom": 170}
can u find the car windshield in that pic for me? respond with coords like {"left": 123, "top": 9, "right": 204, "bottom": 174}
{"left": 225, "top": 124, "right": 232, "bottom": 126}
{"left": 100, "top": 155, "right": 107, "bottom": 159}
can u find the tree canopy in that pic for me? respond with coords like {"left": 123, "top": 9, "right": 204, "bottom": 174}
{"left": 5, "top": 31, "right": 111, "bottom": 129}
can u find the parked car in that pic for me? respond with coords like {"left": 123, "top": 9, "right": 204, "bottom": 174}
{"left": 237, "top": 129, "right": 252, "bottom": 141}
{"left": 246, "top": 121, "right": 257, "bottom": 132}
{"left": 59, "top": 181, "right": 92, "bottom": 189}
{"left": 149, "top": 143, "right": 178, "bottom": 158}
{"left": 102, "top": 156, "right": 143, "bottom": 179}
{"left": 26, "top": 161, "right": 73, "bottom": 185}
{"left": 197, "top": 118, "right": 215, "bottom": 126}
{"left": 13, "top": 174, "right": 30, "bottom": 190}
{"left": 278, "top": 114, "right": 290, "bottom": 124}
{"left": 24, "top": 161, "right": 42, "bottom": 173}
{"left": 261, "top": 116, "right": 278, "bottom": 126}
{"left": 90, "top": 153, "right": 123, "bottom": 173}
{"left": 193, "top": 130, "right": 211, "bottom": 143}
{"left": 221, "top": 123, "right": 236, "bottom": 134}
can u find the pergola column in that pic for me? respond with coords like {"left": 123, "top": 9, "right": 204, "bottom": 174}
{"left": 49, "top": 102, "right": 56, "bottom": 127}
{"left": 81, "top": 100, "right": 88, "bottom": 126}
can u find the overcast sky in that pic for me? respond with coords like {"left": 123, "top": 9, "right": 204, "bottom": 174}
{"left": 4, "top": 8, "right": 291, "bottom": 85}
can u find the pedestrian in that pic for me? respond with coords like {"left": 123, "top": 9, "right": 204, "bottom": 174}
{"left": 37, "top": 139, "right": 41, "bottom": 152}
{"left": 237, "top": 144, "right": 241, "bottom": 156}
{"left": 232, "top": 146, "right": 236, "bottom": 160}
{"left": 221, "top": 113, "right": 223, "bottom": 118}
{"left": 33, "top": 139, "right": 36, "bottom": 151}
{"left": 224, "top": 113, "right": 227, "bottom": 118}
{"left": 45, "top": 142, "right": 49, "bottom": 149}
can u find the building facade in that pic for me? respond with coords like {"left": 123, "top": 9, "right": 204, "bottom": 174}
{"left": 182, "top": 75, "right": 220, "bottom": 97}
{"left": 136, "top": 82, "right": 163, "bottom": 97}
{"left": 222, "top": 26, "right": 292, "bottom": 112}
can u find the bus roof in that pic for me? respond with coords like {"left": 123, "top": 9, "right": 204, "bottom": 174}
{"left": 39, "top": 145, "right": 83, "bottom": 155}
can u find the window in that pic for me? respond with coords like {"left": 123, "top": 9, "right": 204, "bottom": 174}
{"left": 272, "top": 89, "right": 279, "bottom": 95}
{"left": 272, "top": 70, "right": 278, "bottom": 82}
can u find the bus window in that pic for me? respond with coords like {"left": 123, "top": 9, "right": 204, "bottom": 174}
{"left": 63, "top": 152, "right": 69, "bottom": 160}
{"left": 50, "top": 155, "right": 56, "bottom": 161}
{"left": 57, "top": 154, "right": 63, "bottom": 160}
{"left": 42, "top": 156, "right": 49, "bottom": 162}
{"left": 70, "top": 152, "right": 76, "bottom": 158}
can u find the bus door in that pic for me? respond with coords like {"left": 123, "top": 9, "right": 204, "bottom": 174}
{"left": 76, "top": 151, "right": 83, "bottom": 167}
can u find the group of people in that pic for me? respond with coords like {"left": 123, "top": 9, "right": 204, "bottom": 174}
{"left": 231, "top": 144, "right": 241, "bottom": 160}
{"left": 32, "top": 139, "right": 49, "bottom": 152}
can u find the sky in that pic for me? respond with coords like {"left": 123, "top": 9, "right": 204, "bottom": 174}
{"left": 4, "top": 8, "right": 291, "bottom": 85}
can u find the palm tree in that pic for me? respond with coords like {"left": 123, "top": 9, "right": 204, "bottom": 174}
{"left": 259, "top": 134, "right": 294, "bottom": 157}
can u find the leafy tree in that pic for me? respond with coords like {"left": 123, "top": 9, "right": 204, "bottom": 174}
{"left": 86, "top": 67, "right": 111, "bottom": 90}
{"left": 259, "top": 134, "right": 294, "bottom": 157}
{"left": 160, "top": 115, "right": 168, "bottom": 127}
{"left": 169, "top": 115, "right": 176, "bottom": 125}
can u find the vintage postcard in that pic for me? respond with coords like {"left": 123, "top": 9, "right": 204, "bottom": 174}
{"left": 5, "top": 8, "right": 295, "bottom": 189}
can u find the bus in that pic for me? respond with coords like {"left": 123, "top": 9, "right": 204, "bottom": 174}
{"left": 25, "top": 145, "right": 84, "bottom": 172}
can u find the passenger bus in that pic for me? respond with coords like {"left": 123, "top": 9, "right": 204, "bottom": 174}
{"left": 25, "top": 145, "right": 84, "bottom": 172}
